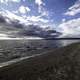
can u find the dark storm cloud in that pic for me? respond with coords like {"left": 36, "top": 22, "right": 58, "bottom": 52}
{"left": 0, "top": 14, "right": 60, "bottom": 38}
{"left": 0, "top": 15, "right": 6, "bottom": 23}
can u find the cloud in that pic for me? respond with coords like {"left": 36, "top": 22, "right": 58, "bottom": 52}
{"left": 13, "top": 5, "right": 31, "bottom": 15}
{"left": 58, "top": 18, "right": 80, "bottom": 36}
{"left": 0, "top": 10, "right": 29, "bottom": 24}
{"left": 64, "top": 0, "right": 80, "bottom": 16}
{"left": 62, "top": 18, "right": 66, "bottom": 22}
{"left": 35, "top": 0, "right": 45, "bottom": 13}
{"left": 0, "top": 33, "right": 9, "bottom": 39}
{"left": 0, "top": 0, "right": 4, "bottom": 3}
{"left": 0, "top": 10, "right": 50, "bottom": 26}
{"left": 26, "top": 16, "right": 49, "bottom": 24}
{"left": 35, "top": 0, "right": 49, "bottom": 21}
{"left": 0, "top": 15, "right": 6, "bottom": 23}
{"left": 0, "top": 10, "right": 59, "bottom": 39}
{"left": 0, "top": 0, "right": 21, "bottom": 3}
{"left": 0, "top": 0, "right": 49, "bottom": 26}
{"left": 35, "top": 0, "right": 43, "bottom": 6}
{"left": 35, "top": 0, "right": 49, "bottom": 23}
{"left": 18, "top": 5, "right": 31, "bottom": 14}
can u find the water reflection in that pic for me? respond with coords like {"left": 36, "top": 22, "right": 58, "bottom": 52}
{"left": 0, "top": 39, "right": 80, "bottom": 64}
{"left": 26, "top": 40, "right": 80, "bottom": 48}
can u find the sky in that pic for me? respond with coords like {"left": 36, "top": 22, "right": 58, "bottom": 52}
{"left": 0, "top": 0, "right": 80, "bottom": 37}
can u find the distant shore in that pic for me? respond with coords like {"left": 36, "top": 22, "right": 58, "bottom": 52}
{"left": 0, "top": 37, "right": 80, "bottom": 40}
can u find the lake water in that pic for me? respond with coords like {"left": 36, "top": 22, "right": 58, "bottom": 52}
{"left": 23, "top": 39, "right": 80, "bottom": 48}
{"left": 0, "top": 39, "right": 80, "bottom": 64}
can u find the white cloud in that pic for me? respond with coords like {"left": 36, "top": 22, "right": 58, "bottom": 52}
{"left": 35, "top": 0, "right": 45, "bottom": 13}
{"left": 40, "top": 9, "right": 49, "bottom": 17}
{"left": 26, "top": 16, "right": 49, "bottom": 23}
{"left": 0, "top": 33, "right": 8, "bottom": 37}
{"left": 64, "top": 0, "right": 80, "bottom": 16}
{"left": 0, "top": 10, "right": 29, "bottom": 24}
{"left": 35, "top": 0, "right": 49, "bottom": 20}
{"left": 62, "top": 18, "right": 66, "bottom": 22}
{"left": 0, "top": 0, "right": 4, "bottom": 3}
{"left": 0, "top": 10, "right": 49, "bottom": 26}
{"left": 58, "top": 18, "right": 80, "bottom": 35}
{"left": 35, "top": 0, "right": 43, "bottom": 6}
{"left": 18, "top": 5, "right": 31, "bottom": 14}
{"left": 12, "top": 0, "right": 20, "bottom": 2}
{"left": 0, "top": 0, "right": 21, "bottom": 3}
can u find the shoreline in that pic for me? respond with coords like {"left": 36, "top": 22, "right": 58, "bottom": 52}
{"left": 0, "top": 42, "right": 80, "bottom": 80}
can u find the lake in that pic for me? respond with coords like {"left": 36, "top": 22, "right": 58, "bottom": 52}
{"left": 0, "top": 39, "right": 80, "bottom": 64}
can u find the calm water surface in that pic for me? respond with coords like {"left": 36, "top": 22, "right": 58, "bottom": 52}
{"left": 0, "top": 39, "right": 80, "bottom": 65}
